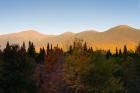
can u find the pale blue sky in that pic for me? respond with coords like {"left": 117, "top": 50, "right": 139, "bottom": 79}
{"left": 0, "top": 0, "right": 140, "bottom": 35}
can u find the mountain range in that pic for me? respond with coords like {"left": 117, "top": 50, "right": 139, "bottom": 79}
{"left": 0, "top": 25, "right": 140, "bottom": 52}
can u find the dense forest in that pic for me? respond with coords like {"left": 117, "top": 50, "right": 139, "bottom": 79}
{"left": 0, "top": 39, "right": 140, "bottom": 93}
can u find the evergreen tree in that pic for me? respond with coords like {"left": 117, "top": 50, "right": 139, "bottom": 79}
{"left": 115, "top": 48, "right": 119, "bottom": 57}
{"left": 88, "top": 47, "right": 94, "bottom": 54}
{"left": 47, "top": 43, "right": 50, "bottom": 55}
{"left": 42, "top": 47, "right": 46, "bottom": 62}
{"left": 19, "top": 42, "right": 26, "bottom": 56}
{"left": 5, "top": 41, "right": 10, "bottom": 51}
{"left": 0, "top": 49, "right": 2, "bottom": 57}
{"left": 56, "top": 44, "right": 59, "bottom": 48}
{"left": 106, "top": 49, "right": 112, "bottom": 59}
{"left": 36, "top": 47, "right": 46, "bottom": 64}
{"left": 119, "top": 49, "right": 122, "bottom": 56}
{"left": 0, "top": 45, "right": 1, "bottom": 56}
{"left": 27, "top": 41, "right": 36, "bottom": 58}
{"left": 22, "top": 42, "right": 26, "bottom": 50}
{"left": 83, "top": 42, "right": 87, "bottom": 51}
{"left": 3, "top": 42, "right": 11, "bottom": 62}
{"left": 68, "top": 45, "right": 73, "bottom": 54}
{"left": 73, "top": 38, "right": 83, "bottom": 50}
{"left": 123, "top": 45, "right": 128, "bottom": 56}
{"left": 1, "top": 44, "right": 38, "bottom": 93}
{"left": 136, "top": 43, "right": 140, "bottom": 55}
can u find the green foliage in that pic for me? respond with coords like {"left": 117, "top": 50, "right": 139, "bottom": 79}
{"left": 120, "top": 56, "right": 140, "bottom": 93}
{"left": 36, "top": 47, "right": 46, "bottom": 64}
{"left": 123, "top": 45, "right": 128, "bottom": 57}
{"left": 27, "top": 41, "right": 36, "bottom": 58}
{"left": 135, "top": 43, "right": 140, "bottom": 55}
{"left": 64, "top": 49, "right": 124, "bottom": 93}
{"left": 0, "top": 42, "right": 38, "bottom": 93}
{"left": 119, "top": 49, "right": 122, "bottom": 56}
{"left": 81, "top": 56, "right": 124, "bottom": 93}
{"left": 106, "top": 49, "right": 112, "bottom": 59}
{"left": 1, "top": 40, "right": 140, "bottom": 93}
{"left": 115, "top": 48, "right": 119, "bottom": 57}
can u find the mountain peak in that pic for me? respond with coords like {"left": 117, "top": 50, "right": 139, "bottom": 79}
{"left": 0, "top": 25, "right": 140, "bottom": 51}
{"left": 60, "top": 32, "right": 75, "bottom": 36}
{"left": 16, "top": 30, "right": 47, "bottom": 36}
{"left": 114, "top": 25, "right": 133, "bottom": 29}
{"left": 106, "top": 25, "right": 136, "bottom": 33}
{"left": 20, "top": 30, "right": 41, "bottom": 34}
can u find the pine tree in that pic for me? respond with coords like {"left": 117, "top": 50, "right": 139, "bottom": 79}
{"left": 83, "top": 42, "right": 87, "bottom": 51}
{"left": 27, "top": 41, "right": 36, "bottom": 58}
{"left": 0, "top": 45, "right": 1, "bottom": 56}
{"left": 119, "top": 49, "right": 122, "bottom": 56}
{"left": 3, "top": 42, "right": 11, "bottom": 62}
{"left": 42, "top": 47, "right": 46, "bottom": 62}
{"left": 136, "top": 43, "right": 140, "bottom": 55}
{"left": 1, "top": 44, "right": 38, "bottom": 93}
{"left": 88, "top": 47, "right": 93, "bottom": 54}
{"left": 20, "top": 42, "right": 26, "bottom": 56}
{"left": 47, "top": 43, "right": 50, "bottom": 55}
{"left": 123, "top": 45, "right": 128, "bottom": 56}
{"left": 115, "top": 48, "right": 119, "bottom": 57}
{"left": 69, "top": 45, "right": 73, "bottom": 54}
{"left": 22, "top": 42, "right": 26, "bottom": 50}
{"left": 106, "top": 49, "right": 112, "bottom": 59}
{"left": 56, "top": 44, "right": 58, "bottom": 48}
{"left": 5, "top": 41, "right": 10, "bottom": 51}
{"left": 0, "top": 49, "right": 2, "bottom": 57}
{"left": 36, "top": 47, "right": 46, "bottom": 64}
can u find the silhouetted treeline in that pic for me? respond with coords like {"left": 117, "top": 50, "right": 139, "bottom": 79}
{"left": 0, "top": 42, "right": 38, "bottom": 93}
{"left": 0, "top": 39, "right": 140, "bottom": 93}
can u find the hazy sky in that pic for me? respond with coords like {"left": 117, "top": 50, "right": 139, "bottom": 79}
{"left": 0, "top": 0, "right": 140, "bottom": 35}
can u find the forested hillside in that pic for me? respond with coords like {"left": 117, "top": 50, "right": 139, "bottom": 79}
{"left": 0, "top": 39, "right": 140, "bottom": 93}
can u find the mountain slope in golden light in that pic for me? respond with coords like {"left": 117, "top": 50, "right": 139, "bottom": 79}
{"left": 0, "top": 25, "right": 140, "bottom": 52}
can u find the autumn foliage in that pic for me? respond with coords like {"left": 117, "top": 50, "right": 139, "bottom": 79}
{"left": 0, "top": 39, "right": 140, "bottom": 93}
